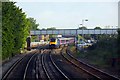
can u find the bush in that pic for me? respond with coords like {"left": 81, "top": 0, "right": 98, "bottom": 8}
{"left": 2, "top": 2, "right": 30, "bottom": 60}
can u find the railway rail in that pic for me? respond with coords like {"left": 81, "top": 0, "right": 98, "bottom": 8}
{"left": 66, "top": 49, "right": 119, "bottom": 79}
{"left": 41, "top": 49, "right": 70, "bottom": 80}
{"left": 3, "top": 47, "right": 118, "bottom": 79}
{"left": 2, "top": 49, "right": 70, "bottom": 79}
{"left": 41, "top": 51, "right": 51, "bottom": 79}
{"left": 49, "top": 50, "right": 70, "bottom": 80}
{"left": 35, "top": 53, "right": 46, "bottom": 79}
{"left": 23, "top": 53, "right": 38, "bottom": 79}
{"left": 2, "top": 55, "right": 26, "bottom": 80}
{"left": 61, "top": 48, "right": 99, "bottom": 79}
{"left": 2, "top": 51, "right": 37, "bottom": 80}
{"left": 61, "top": 47, "right": 119, "bottom": 80}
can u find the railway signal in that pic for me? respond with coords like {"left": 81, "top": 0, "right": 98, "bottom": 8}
{"left": 26, "top": 36, "right": 31, "bottom": 51}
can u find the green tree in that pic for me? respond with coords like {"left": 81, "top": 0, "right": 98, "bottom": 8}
{"left": 2, "top": 2, "right": 32, "bottom": 59}
{"left": 79, "top": 26, "right": 87, "bottom": 29}
{"left": 2, "top": 2, "right": 16, "bottom": 59}
{"left": 94, "top": 27, "right": 101, "bottom": 29}
{"left": 27, "top": 17, "right": 39, "bottom": 30}
{"left": 0, "top": 2, "right": 1, "bottom": 59}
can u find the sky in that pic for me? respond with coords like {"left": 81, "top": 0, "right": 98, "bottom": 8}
{"left": 15, "top": 1, "right": 118, "bottom": 29}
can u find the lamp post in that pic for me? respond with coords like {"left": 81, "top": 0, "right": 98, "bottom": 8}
{"left": 80, "top": 19, "right": 88, "bottom": 27}
{"left": 80, "top": 19, "right": 88, "bottom": 39}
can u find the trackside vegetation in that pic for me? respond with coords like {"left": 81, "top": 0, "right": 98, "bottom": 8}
{"left": 2, "top": 2, "right": 39, "bottom": 60}
{"left": 70, "top": 33, "right": 120, "bottom": 70}
{"left": 0, "top": 2, "right": 1, "bottom": 60}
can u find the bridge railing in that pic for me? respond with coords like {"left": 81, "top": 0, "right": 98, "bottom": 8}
{"left": 30, "top": 29, "right": 118, "bottom": 35}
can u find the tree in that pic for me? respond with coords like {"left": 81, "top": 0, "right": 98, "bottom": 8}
{"left": 27, "top": 17, "right": 39, "bottom": 30}
{"left": 79, "top": 26, "right": 87, "bottom": 29}
{"left": 0, "top": 2, "right": 1, "bottom": 60}
{"left": 0, "top": 2, "right": 1, "bottom": 32}
{"left": 94, "top": 27, "right": 101, "bottom": 29}
{"left": 2, "top": 2, "right": 36, "bottom": 59}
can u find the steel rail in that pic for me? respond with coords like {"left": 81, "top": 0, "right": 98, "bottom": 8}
{"left": 35, "top": 55, "right": 39, "bottom": 79}
{"left": 41, "top": 53, "right": 51, "bottom": 80}
{"left": 2, "top": 54, "right": 27, "bottom": 80}
{"left": 23, "top": 53, "right": 37, "bottom": 80}
{"left": 61, "top": 48, "right": 101, "bottom": 79}
{"left": 66, "top": 49, "right": 119, "bottom": 80}
{"left": 49, "top": 51, "right": 70, "bottom": 80}
{"left": 37, "top": 53, "right": 47, "bottom": 79}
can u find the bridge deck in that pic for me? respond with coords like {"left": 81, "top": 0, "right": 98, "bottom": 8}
{"left": 30, "top": 29, "right": 118, "bottom": 35}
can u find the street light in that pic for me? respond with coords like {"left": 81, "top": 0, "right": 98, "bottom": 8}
{"left": 76, "top": 19, "right": 88, "bottom": 52}
{"left": 80, "top": 19, "right": 88, "bottom": 39}
{"left": 81, "top": 19, "right": 88, "bottom": 27}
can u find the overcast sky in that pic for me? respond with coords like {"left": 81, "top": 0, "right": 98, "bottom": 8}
{"left": 15, "top": 1, "right": 118, "bottom": 29}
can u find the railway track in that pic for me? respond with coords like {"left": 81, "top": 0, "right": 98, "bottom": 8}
{"left": 2, "top": 55, "right": 26, "bottom": 80}
{"left": 61, "top": 47, "right": 119, "bottom": 80}
{"left": 35, "top": 51, "right": 48, "bottom": 80}
{"left": 41, "top": 51, "right": 51, "bottom": 80}
{"left": 4, "top": 47, "right": 117, "bottom": 79}
{"left": 41, "top": 49, "right": 70, "bottom": 80}
{"left": 50, "top": 50, "right": 70, "bottom": 80}
{"left": 2, "top": 51, "right": 37, "bottom": 80}
{"left": 23, "top": 53, "right": 38, "bottom": 79}
{"left": 2, "top": 49, "right": 70, "bottom": 79}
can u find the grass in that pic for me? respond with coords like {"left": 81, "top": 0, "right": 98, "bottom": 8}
{"left": 69, "top": 44, "right": 118, "bottom": 68}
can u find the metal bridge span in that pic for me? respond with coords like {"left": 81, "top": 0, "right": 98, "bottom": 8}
{"left": 30, "top": 29, "right": 118, "bottom": 36}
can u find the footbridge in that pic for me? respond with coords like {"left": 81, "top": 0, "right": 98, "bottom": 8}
{"left": 30, "top": 29, "right": 118, "bottom": 36}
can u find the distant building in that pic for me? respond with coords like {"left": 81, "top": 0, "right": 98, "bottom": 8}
{"left": 44, "top": 35, "right": 49, "bottom": 41}
{"left": 39, "top": 35, "right": 44, "bottom": 40}
{"left": 39, "top": 35, "right": 49, "bottom": 41}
